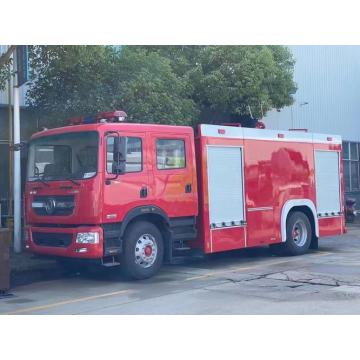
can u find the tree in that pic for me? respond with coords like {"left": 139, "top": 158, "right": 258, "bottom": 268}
{"left": 27, "top": 46, "right": 120, "bottom": 125}
{"left": 26, "top": 45, "right": 296, "bottom": 127}
{"left": 111, "top": 47, "right": 199, "bottom": 125}
{"left": 0, "top": 47, "right": 15, "bottom": 91}
{"left": 0, "top": 63, "right": 11, "bottom": 92}
{"left": 27, "top": 45, "right": 198, "bottom": 126}
{"left": 139, "top": 45, "right": 297, "bottom": 122}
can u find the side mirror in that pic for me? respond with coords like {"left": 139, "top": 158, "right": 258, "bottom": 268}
{"left": 112, "top": 137, "right": 127, "bottom": 174}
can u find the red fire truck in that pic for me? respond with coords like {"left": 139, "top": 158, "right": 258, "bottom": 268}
{"left": 24, "top": 110, "right": 345, "bottom": 279}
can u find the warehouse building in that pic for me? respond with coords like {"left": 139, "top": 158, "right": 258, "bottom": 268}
{"left": 0, "top": 45, "right": 37, "bottom": 224}
{"left": 265, "top": 45, "right": 360, "bottom": 203}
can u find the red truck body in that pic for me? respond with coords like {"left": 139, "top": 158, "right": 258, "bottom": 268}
{"left": 24, "top": 114, "right": 345, "bottom": 278}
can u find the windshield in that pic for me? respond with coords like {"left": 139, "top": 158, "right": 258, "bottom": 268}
{"left": 27, "top": 131, "right": 99, "bottom": 182}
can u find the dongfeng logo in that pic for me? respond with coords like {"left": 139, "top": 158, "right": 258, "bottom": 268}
{"left": 44, "top": 198, "right": 56, "bottom": 215}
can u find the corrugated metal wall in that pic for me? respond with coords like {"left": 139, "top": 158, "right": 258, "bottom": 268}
{"left": 0, "top": 45, "right": 27, "bottom": 107}
{"left": 265, "top": 45, "right": 360, "bottom": 142}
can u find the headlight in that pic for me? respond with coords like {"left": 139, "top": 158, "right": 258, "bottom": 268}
{"left": 76, "top": 232, "right": 99, "bottom": 244}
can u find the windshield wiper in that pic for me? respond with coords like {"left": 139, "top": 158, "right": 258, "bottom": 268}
{"left": 64, "top": 174, "right": 81, "bottom": 186}
{"left": 33, "top": 176, "right": 50, "bottom": 187}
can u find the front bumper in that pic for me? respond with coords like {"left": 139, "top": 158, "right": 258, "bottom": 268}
{"left": 25, "top": 225, "right": 104, "bottom": 259}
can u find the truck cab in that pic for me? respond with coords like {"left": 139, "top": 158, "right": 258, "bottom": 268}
{"left": 25, "top": 111, "right": 198, "bottom": 279}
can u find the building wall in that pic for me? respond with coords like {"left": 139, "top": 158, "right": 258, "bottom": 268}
{"left": 1, "top": 46, "right": 35, "bottom": 219}
{"left": 0, "top": 107, "right": 38, "bottom": 218}
{"left": 265, "top": 45, "right": 360, "bottom": 141}
{"left": 264, "top": 45, "right": 360, "bottom": 203}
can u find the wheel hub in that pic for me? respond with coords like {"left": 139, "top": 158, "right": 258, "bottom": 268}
{"left": 134, "top": 234, "right": 158, "bottom": 268}
{"left": 292, "top": 220, "right": 307, "bottom": 247}
{"left": 144, "top": 245, "right": 153, "bottom": 257}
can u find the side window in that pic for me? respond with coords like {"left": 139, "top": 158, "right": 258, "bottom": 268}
{"left": 156, "top": 139, "right": 186, "bottom": 170}
{"left": 126, "top": 137, "right": 142, "bottom": 172}
{"left": 106, "top": 137, "right": 115, "bottom": 173}
{"left": 106, "top": 136, "right": 142, "bottom": 174}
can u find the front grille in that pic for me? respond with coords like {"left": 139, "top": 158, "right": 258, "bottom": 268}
{"left": 32, "top": 232, "right": 73, "bottom": 247}
{"left": 32, "top": 195, "right": 75, "bottom": 216}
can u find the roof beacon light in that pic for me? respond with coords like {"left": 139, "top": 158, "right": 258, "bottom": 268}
{"left": 68, "top": 116, "right": 84, "bottom": 125}
{"left": 96, "top": 110, "right": 127, "bottom": 123}
{"left": 68, "top": 110, "right": 127, "bottom": 125}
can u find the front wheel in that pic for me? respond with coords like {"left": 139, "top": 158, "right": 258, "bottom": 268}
{"left": 121, "top": 221, "right": 164, "bottom": 280}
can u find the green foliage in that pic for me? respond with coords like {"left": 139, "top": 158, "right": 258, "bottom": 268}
{"left": 27, "top": 46, "right": 120, "bottom": 125}
{"left": 27, "top": 46, "right": 199, "bottom": 126}
{"left": 112, "top": 47, "right": 199, "bottom": 125}
{"left": 26, "top": 45, "right": 296, "bottom": 127}
{"left": 142, "top": 45, "right": 296, "bottom": 119}
{"left": 0, "top": 59, "right": 12, "bottom": 92}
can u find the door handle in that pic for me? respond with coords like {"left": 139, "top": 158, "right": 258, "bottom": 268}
{"left": 185, "top": 184, "right": 192, "bottom": 193}
{"left": 140, "top": 187, "right": 148, "bottom": 198}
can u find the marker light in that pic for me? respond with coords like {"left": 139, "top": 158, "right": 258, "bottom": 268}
{"left": 255, "top": 121, "right": 266, "bottom": 129}
{"left": 82, "top": 115, "right": 97, "bottom": 124}
{"left": 95, "top": 110, "right": 127, "bottom": 123}
{"left": 76, "top": 232, "right": 99, "bottom": 244}
{"left": 68, "top": 116, "right": 83, "bottom": 125}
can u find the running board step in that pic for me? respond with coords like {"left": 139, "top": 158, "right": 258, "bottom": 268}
{"left": 172, "top": 232, "right": 197, "bottom": 240}
{"left": 101, "top": 257, "right": 121, "bottom": 267}
{"left": 173, "top": 246, "right": 192, "bottom": 251}
{"left": 102, "top": 262, "right": 121, "bottom": 267}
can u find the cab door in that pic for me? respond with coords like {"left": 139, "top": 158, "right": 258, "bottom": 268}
{"left": 103, "top": 131, "right": 149, "bottom": 223}
{"left": 148, "top": 133, "right": 197, "bottom": 218}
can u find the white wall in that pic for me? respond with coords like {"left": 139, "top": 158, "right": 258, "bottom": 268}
{"left": 264, "top": 46, "right": 360, "bottom": 142}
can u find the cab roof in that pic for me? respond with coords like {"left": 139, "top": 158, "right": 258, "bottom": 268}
{"left": 30, "top": 122, "right": 194, "bottom": 140}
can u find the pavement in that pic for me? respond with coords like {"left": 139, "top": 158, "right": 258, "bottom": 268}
{"left": 2, "top": 226, "right": 360, "bottom": 314}
{"left": 10, "top": 249, "right": 63, "bottom": 287}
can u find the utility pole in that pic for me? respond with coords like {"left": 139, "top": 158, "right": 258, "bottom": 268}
{"left": 12, "top": 47, "right": 21, "bottom": 253}
{"left": 8, "top": 57, "right": 13, "bottom": 221}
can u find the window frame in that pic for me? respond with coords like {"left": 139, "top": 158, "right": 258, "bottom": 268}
{"left": 106, "top": 135, "right": 143, "bottom": 175}
{"left": 27, "top": 131, "right": 99, "bottom": 182}
{"left": 156, "top": 138, "right": 186, "bottom": 171}
{"left": 343, "top": 141, "right": 360, "bottom": 192}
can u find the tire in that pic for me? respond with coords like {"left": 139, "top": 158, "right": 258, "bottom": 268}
{"left": 121, "top": 221, "right": 164, "bottom": 280}
{"left": 282, "top": 211, "right": 312, "bottom": 256}
{"left": 346, "top": 213, "right": 355, "bottom": 223}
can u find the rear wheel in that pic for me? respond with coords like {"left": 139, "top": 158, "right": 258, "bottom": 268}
{"left": 271, "top": 211, "right": 312, "bottom": 256}
{"left": 121, "top": 221, "right": 164, "bottom": 280}
{"left": 283, "top": 211, "right": 312, "bottom": 255}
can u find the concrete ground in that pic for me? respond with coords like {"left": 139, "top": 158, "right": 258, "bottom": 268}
{"left": 2, "top": 227, "right": 360, "bottom": 315}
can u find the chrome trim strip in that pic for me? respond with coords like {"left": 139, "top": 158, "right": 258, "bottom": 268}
{"left": 31, "top": 202, "right": 45, "bottom": 208}
{"left": 247, "top": 206, "right": 273, "bottom": 212}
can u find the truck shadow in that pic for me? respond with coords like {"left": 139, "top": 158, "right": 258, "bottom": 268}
{"left": 64, "top": 245, "right": 322, "bottom": 283}
{"left": 11, "top": 245, "right": 330, "bottom": 288}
